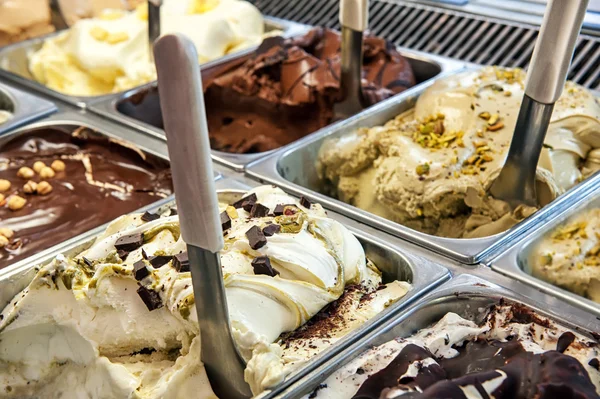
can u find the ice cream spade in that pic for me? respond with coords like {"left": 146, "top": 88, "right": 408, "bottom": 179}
{"left": 148, "top": 0, "right": 162, "bottom": 62}
{"left": 490, "top": 0, "right": 589, "bottom": 207}
{"left": 334, "top": 0, "right": 369, "bottom": 120}
{"left": 153, "top": 34, "right": 252, "bottom": 399}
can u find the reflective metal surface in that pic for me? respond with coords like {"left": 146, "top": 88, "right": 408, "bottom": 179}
{"left": 89, "top": 43, "right": 462, "bottom": 171}
{"left": 0, "top": 182, "right": 450, "bottom": 398}
{"left": 0, "top": 17, "right": 301, "bottom": 109}
{"left": 491, "top": 189, "right": 600, "bottom": 317}
{"left": 0, "top": 81, "right": 56, "bottom": 135}
{"left": 276, "top": 273, "right": 600, "bottom": 398}
{"left": 245, "top": 71, "right": 600, "bottom": 264}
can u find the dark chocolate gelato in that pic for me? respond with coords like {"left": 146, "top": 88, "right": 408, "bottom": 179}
{"left": 0, "top": 125, "right": 172, "bottom": 269}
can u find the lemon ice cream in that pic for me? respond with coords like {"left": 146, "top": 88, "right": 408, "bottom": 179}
{"left": 28, "top": 0, "right": 268, "bottom": 96}
{"left": 0, "top": 185, "right": 411, "bottom": 397}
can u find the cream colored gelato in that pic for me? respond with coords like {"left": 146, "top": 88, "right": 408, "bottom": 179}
{"left": 28, "top": 0, "right": 267, "bottom": 96}
{"left": 0, "top": 0, "right": 55, "bottom": 46}
{"left": 0, "top": 185, "right": 411, "bottom": 397}
{"left": 530, "top": 208, "right": 600, "bottom": 303}
{"left": 317, "top": 67, "right": 600, "bottom": 238}
{"left": 0, "top": 110, "right": 11, "bottom": 124}
{"left": 58, "top": 0, "right": 144, "bottom": 26}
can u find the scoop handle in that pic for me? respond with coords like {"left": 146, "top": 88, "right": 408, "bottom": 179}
{"left": 154, "top": 34, "right": 224, "bottom": 253}
{"left": 340, "top": 0, "right": 368, "bottom": 31}
{"left": 525, "top": 0, "right": 589, "bottom": 104}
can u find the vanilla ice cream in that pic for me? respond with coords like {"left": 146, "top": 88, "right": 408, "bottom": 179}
{"left": 305, "top": 304, "right": 600, "bottom": 398}
{"left": 317, "top": 67, "right": 600, "bottom": 238}
{"left": 531, "top": 208, "right": 600, "bottom": 304}
{"left": 28, "top": 0, "right": 268, "bottom": 96}
{"left": 0, "top": 0, "right": 54, "bottom": 46}
{"left": 0, "top": 185, "right": 411, "bottom": 397}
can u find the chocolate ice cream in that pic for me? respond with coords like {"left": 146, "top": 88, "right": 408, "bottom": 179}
{"left": 0, "top": 125, "right": 172, "bottom": 269}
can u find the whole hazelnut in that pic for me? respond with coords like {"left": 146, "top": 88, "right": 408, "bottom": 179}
{"left": 7, "top": 195, "right": 26, "bottom": 211}
{"left": 17, "top": 166, "right": 35, "bottom": 179}
{"left": 0, "top": 179, "right": 10, "bottom": 192}
{"left": 23, "top": 180, "right": 38, "bottom": 194}
{"left": 0, "top": 235, "right": 8, "bottom": 248}
{"left": 0, "top": 228, "right": 14, "bottom": 239}
{"left": 51, "top": 160, "right": 66, "bottom": 172}
{"left": 37, "top": 181, "right": 53, "bottom": 195}
{"left": 39, "top": 167, "right": 56, "bottom": 179}
{"left": 33, "top": 161, "right": 46, "bottom": 173}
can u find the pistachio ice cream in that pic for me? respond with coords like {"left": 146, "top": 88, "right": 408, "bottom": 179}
{"left": 0, "top": 185, "right": 411, "bottom": 397}
{"left": 531, "top": 208, "right": 600, "bottom": 304}
{"left": 317, "top": 67, "right": 600, "bottom": 238}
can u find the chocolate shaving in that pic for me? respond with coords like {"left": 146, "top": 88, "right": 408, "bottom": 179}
{"left": 250, "top": 203, "right": 270, "bottom": 218}
{"left": 136, "top": 284, "right": 163, "bottom": 311}
{"left": 246, "top": 225, "right": 267, "bottom": 250}
{"left": 263, "top": 224, "right": 281, "bottom": 237}
{"left": 141, "top": 211, "right": 160, "bottom": 222}
{"left": 149, "top": 255, "right": 172, "bottom": 268}
{"left": 173, "top": 252, "right": 190, "bottom": 272}
{"left": 232, "top": 193, "right": 257, "bottom": 211}
{"left": 251, "top": 256, "right": 279, "bottom": 277}
{"left": 169, "top": 208, "right": 178, "bottom": 216}
{"left": 300, "top": 196, "right": 312, "bottom": 209}
{"left": 557, "top": 331, "right": 576, "bottom": 353}
{"left": 589, "top": 358, "right": 600, "bottom": 371}
{"left": 82, "top": 257, "right": 93, "bottom": 267}
{"left": 133, "top": 260, "right": 150, "bottom": 281}
{"left": 220, "top": 211, "right": 232, "bottom": 231}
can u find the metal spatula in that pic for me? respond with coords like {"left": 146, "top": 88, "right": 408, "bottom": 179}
{"left": 333, "top": 0, "right": 369, "bottom": 120}
{"left": 153, "top": 34, "right": 252, "bottom": 399}
{"left": 490, "top": 0, "right": 589, "bottom": 207}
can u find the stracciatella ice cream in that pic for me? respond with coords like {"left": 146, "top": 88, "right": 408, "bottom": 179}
{"left": 317, "top": 67, "right": 600, "bottom": 238}
{"left": 28, "top": 0, "right": 267, "bottom": 96}
{"left": 0, "top": 185, "right": 411, "bottom": 397}
{"left": 531, "top": 208, "right": 600, "bottom": 304}
{"left": 305, "top": 304, "right": 600, "bottom": 398}
{"left": 0, "top": 0, "right": 54, "bottom": 46}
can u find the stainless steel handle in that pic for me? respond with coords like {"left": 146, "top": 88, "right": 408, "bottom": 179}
{"left": 340, "top": 0, "right": 368, "bottom": 31}
{"left": 153, "top": 34, "right": 224, "bottom": 253}
{"left": 148, "top": 0, "right": 162, "bottom": 62}
{"left": 525, "top": 0, "right": 589, "bottom": 104}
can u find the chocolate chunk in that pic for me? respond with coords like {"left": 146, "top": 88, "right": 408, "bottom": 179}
{"left": 300, "top": 196, "right": 312, "bottom": 209}
{"left": 220, "top": 211, "right": 232, "bottom": 231}
{"left": 117, "top": 249, "right": 130, "bottom": 260}
{"left": 169, "top": 208, "right": 178, "bottom": 216}
{"left": 250, "top": 203, "right": 270, "bottom": 218}
{"left": 246, "top": 225, "right": 267, "bottom": 249}
{"left": 141, "top": 211, "right": 160, "bottom": 222}
{"left": 133, "top": 260, "right": 150, "bottom": 281}
{"left": 273, "top": 204, "right": 295, "bottom": 216}
{"left": 173, "top": 252, "right": 190, "bottom": 272}
{"left": 115, "top": 233, "right": 144, "bottom": 252}
{"left": 557, "top": 331, "right": 576, "bottom": 353}
{"left": 589, "top": 358, "right": 600, "bottom": 371}
{"left": 232, "top": 193, "right": 257, "bottom": 210}
{"left": 251, "top": 256, "right": 279, "bottom": 277}
{"left": 141, "top": 249, "right": 149, "bottom": 260}
{"left": 149, "top": 255, "right": 172, "bottom": 268}
{"left": 82, "top": 257, "right": 93, "bottom": 267}
{"left": 136, "top": 284, "right": 163, "bottom": 311}
{"left": 262, "top": 224, "right": 281, "bottom": 237}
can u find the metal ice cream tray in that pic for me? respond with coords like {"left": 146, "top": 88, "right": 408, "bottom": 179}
{"left": 0, "top": 178, "right": 450, "bottom": 398}
{"left": 275, "top": 273, "right": 600, "bottom": 398}
{"left": 0, "top": 109, "right": 190, "bottom": 278}
{"left": 245, "top": 75, "right": 600, "bottom": 265}
{"left": 88, "top": 36, "right": 464, "bottom": 172}
{"left": 0, "top": 17, "right": 304, "bottom": 109}
{"left": 0, "top": 81, "right": 56, "bottom": 135}
{"left": 491, "top": 189, "right": 600, "bottom": 318}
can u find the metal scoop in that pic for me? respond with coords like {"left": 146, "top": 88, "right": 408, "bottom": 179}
{"left": 153, "top": 34, "right": 252, "bottom": 399}
{"left": 490, "top": 0, "right": 589, "bottom": 207}
{"left": 333, "top": 0, "right": 369, "bottom": 120}
{"left": 148, "top": 0, "right": 162, "bottom": 62}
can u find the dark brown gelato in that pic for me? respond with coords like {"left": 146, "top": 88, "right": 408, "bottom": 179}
{"left": 117, "top": 27, "right": 416, "bottom": 155}
{"left": 0, "top": 125, "right": 172, "bottom": 269}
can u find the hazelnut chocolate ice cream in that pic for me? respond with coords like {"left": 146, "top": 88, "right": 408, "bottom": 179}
{"left": 0, "top": 125, "right": 172, "bottom": 269}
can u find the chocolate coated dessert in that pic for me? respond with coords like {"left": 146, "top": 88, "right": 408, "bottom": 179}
{"left": 203, "top": 27, "right": 416, "bottom": 153}
{"left": 0, "top": 126, "right": 172, "bottom": 269}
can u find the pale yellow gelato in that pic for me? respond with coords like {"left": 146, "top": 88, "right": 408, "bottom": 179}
{"left": 530, "top": 209, "right": 600, "bottom": 303}
{"left": 0, "top": 0, "right": 55, "bottom": 46}
{"left": 317, "top": 67, "right": 600, "bottom": 238}
{"left": 28, "top": 0, "right": 268, "bottom": 96}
